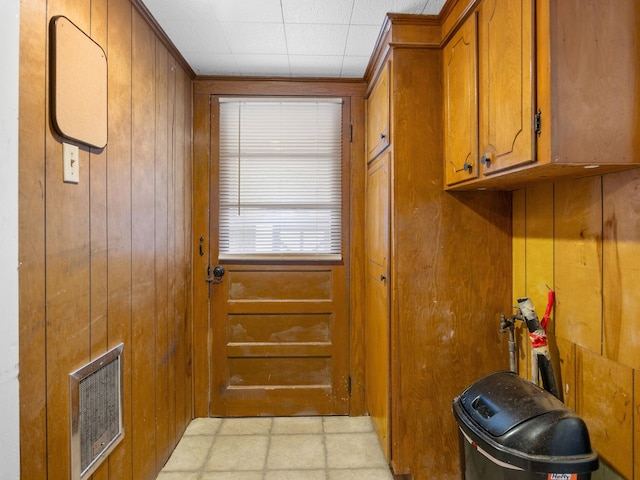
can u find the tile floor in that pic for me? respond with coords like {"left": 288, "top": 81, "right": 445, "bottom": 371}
{"left": 157, "top": 416, "right": 394, "bottom": 480}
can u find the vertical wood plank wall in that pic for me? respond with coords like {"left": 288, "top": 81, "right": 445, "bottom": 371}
{"left": 18, "top": 0, "right": 194, "bottom": 478}
{"left": 513, "top": 170, "right": 640, "bottom": 480}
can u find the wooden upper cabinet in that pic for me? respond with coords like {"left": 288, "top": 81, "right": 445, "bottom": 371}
{"left": 367, "top": 62, "right": 390, "bottom": 161}
{"left": 445, "top": 0, "right": 640, "bottom": 190}
{"left": 443, "top": 14, "right": 479, "bottom": 186}
{"left": 478, "top": 0, "right": 535, "bottom": 175}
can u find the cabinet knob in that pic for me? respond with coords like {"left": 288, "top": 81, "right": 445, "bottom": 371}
{"left": 380, "top": 274, "right": 387, "bottom": 282}
{"left": 380, "top": 133, "right": 386, "bottom": 140}
{"left": 463, "top": 162, "right": 472, "bottom": 173}
{"left": 481, "top": 155, "right": 491, "bottom": 167}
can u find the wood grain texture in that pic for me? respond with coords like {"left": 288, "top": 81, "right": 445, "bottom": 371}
{"left": 366, "top": 63, "right": 390, "bottom": 161}
{"left": 45, "top": 2, "right": 92, "bottom": 478}
{"left": 524, "top": 182, "right": 554, "bottom": 387}
{"left": 194, "top": 78, "right": 366, "bottom": 97}
{"left": 511, "top": 189, "right": 528, "bottom": 378}
{"left": 191, "top": 94, "right": 211, "bottom": 417}
{"left": 176, "top": 60, "right": 190, "bottom": 446}
{"left": 554, "top": 177, "right": 603, "bottom": 353}
{"left": 554, "top": 336, "right": 576, "bottom": 408}
{"left": 88, "top": 3, "right": 109, "bottom": 479}
{"left": 348, "top": 96, "right": 367, "bottom": 416}
{"left": 478, "top": 0, "right": 535, "bottom": 174}
{"left": 18, "top": 0, "right": 48, "bottom": 477}
{"left": 443, "top": 13, "right": 478, "bottom": 185}
{"left": 367, "top": 45, "right": 512, "bottom": 479}
{"left": 524, "top": 183, "right": 554, "bottom": 320}
{"left": 19, "top": 0, "right": 194, "bottom": 478}
{"left": 104, "top": 0, "right": 134, "bottom": 477}
{"left": 210, "top": 264, "right": 350, "bottom": 416}
{"left": 549, "top": 0, "right": 640, "bottom": 165}
{"left": 576, "top": 347, "right": 633, "bottom": 479}
{"left": 516, "top": 170, "right": 640, "bottom": 476}
{"left": 365, "top": 151, "right": 391, "bottom": 459}
{"left": 603, "top": 169, "right": 640, "bottom": 370}
{"left": 131, "top": 11, "right": 159, "bottom": 478}
{"left": 154, "top": 41, "right": 171, "bottom": 469}
{"left": 450, "top": 0, "right": 640, "bottom": 191}
{"left": 89, "top": 0, "right": 109, "bottom": 364}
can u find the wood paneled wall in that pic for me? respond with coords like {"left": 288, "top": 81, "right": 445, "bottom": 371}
{"left": 18, "top": 0, "right": 193, "bottom": 478}
{"left": 513, "top": 170, "right": 640, "bottom": 479}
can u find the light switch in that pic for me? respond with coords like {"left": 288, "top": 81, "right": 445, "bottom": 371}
{"left": 63, "top": 142, "right": 79, "bottom": 184}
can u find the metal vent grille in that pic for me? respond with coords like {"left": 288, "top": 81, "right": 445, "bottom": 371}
{"left": 70, "top": 344, "right": 124, "bottom": 480}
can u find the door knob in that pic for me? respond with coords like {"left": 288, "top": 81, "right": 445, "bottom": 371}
{"left": 206, "top": 265, "right": 225, "bottom": 284}
{"left": 213, "top": 265, "right": 225, "bottom": 278}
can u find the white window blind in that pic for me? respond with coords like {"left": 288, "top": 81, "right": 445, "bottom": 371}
{"left": 219, "top": 98, "right": 343, "bottom": 258}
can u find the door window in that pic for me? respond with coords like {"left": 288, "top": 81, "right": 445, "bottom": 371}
{"left": 218, "top": 98, "right": 343, "bottom": 259}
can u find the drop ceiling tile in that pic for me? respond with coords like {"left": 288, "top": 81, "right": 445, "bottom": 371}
{"left": 422, "top": 0, "right": 447, "bottom": 14}
{"left": 162, "top": 21, "right": 229, "bottom": 54}
{"left": 345, "top": 25, "right": 381, "bottom": 57}
{"left": 186, "top": 53, "right": 240, "bottom": 76}
{"left": 234, "top": 54, "right": 290, "bottom": 76}
{"left": 146, "top": 0, "right": 216, "bottom": 22}
{"left": 285, "top": 24, "right": 349, "bottom": 56}
{"left": 351, "top": 0, "right": 428, "bottom": 25}
{"left": 142, "top": 0, "right": 446, "bottom": 78}
{"left": 340, "top": 56, "right": 370, "bottom": 77}
{"left": 221, "top": 22, "right": 287, "bottom": 55}
{"left": 289, "top": 55, "right": 343, "bottom": 77}
{"left": 142, "top": 0, "right": 176, "bottom": 21}
{"left": 281, "top": 0, "right": 354, "bottom": 24}
{"left": 209, "top": 0, "right": 283, "bottom": 23}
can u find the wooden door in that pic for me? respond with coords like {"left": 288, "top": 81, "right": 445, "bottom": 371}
{"left": 209, "top": 264, "right": 350, "bottom": 416}
{"left": 443, "top": 14, "right": 479, "bottom": 186}
{"left": 207, "top": 96, "right": 351, "bottom": 417}
{"left": 365, "top": 150, "right": 391, "bottom": 459}
{"left": 478, "top": 0, "right": 535, "bottom": 174}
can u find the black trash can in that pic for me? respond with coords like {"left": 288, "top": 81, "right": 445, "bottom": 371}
{"left": 452, "top": 371, "right": 598, "bottom": 480}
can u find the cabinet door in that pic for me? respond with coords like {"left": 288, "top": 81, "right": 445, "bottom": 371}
{"left": 443, "top": 15, "right": 478, "bottom": 186}
{"left": 367, "top": 62, "right": 390, "bottom": 161}
{"left": 478, "top": 0, "right": 535, "bottom": 174}
{"left": 365, "top": 150, "right": 391, "bottom": 460}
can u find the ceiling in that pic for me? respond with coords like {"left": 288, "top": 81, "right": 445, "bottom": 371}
{"left": 141, "top": 0, "right": 446, "bottom": 78}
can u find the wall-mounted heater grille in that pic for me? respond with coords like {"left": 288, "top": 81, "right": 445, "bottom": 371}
{"left": 69, "top": 343, "right": 124, "bottom": 480}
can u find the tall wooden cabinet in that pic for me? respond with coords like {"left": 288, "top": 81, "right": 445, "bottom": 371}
{"left": 444, "top": 0, "right": 640, "bottom": 190}
{"left": 364, "top": 14, "right": 512, "bottom": 479}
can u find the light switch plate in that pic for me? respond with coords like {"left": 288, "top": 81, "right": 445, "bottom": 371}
{"left": 63, "top": 142, "right": 79, "bottom": 184}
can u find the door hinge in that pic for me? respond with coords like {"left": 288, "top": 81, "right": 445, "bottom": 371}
{"left": 349, "top": 124, "right": 353, "bottom": 143}
{"left": 534, "top": 109, "right": 542, "bottom": 135}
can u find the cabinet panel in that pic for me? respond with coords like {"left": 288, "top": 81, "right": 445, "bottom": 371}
{"left": 446, "top": 0, "right": 640, "bottom": 191}
{"left": 365, "top": 150, "right": 391, "bottom": 459}
{"left": 479, "top": 0, "right": 535, "bottom": 174}
{"left": 367, "top": 63, "right": 390, "bottom": 161}
{"left": 443, "top": 15, "right": 478, "bottom": 185}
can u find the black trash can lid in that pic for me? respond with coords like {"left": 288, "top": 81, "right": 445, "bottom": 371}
{"left": 452, "top": 371, "right": 599, "bottom": 474}
{"left": 457, "top": 370, "right": 567, "bottom": 436}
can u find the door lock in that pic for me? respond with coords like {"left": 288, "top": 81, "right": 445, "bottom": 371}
{"left": 206, "top": 265, "right": 225, "bottom": 284}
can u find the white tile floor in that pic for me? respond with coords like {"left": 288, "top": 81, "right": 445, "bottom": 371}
{"left": 157, "top": 416, "right": 394, "bottom": 480}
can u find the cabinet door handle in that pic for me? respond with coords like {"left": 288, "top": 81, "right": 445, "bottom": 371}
{"left": 380, "top": 132, "right": 386, "bottom": 140}
{"left": 380, "top": 274, "right": 387, "bottom": 281}
{"left": 481, "top": 155, "right": 491, "bottom": 167}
